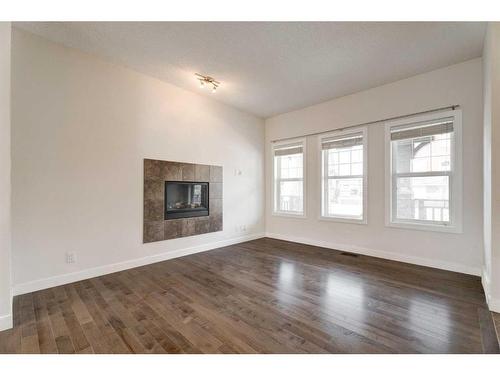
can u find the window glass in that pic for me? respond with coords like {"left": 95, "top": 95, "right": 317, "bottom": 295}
{"left": 321, "top": 132, "right": 365, "bottom": 221}
{"left": 389, "top": 115, "right": 456, "bottom": 228}
{"left": 273, "top": 142, "right": 305, "bottom": 215}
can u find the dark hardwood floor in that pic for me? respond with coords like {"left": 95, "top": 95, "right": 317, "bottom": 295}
{"left": 1, "top": 237, "right": 498, "bottom": 354}
{"left": 493, "top": 312, "right": 500, "bottom": 346}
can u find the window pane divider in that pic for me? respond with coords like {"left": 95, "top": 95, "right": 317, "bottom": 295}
{"left": 276, "top": 177, "right": 303, "bottom": 182}
{"left": 393, "top": 171, "right": 451, "bottom": 178}
{"left": 327, "top": 174, "right": 363, "bottom": 179}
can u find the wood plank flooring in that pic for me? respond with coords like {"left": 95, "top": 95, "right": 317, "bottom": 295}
{"left": 1, "top": 237, "right": 498, "bottom": 354}
{"left": 493, "top": 312, "right": 500, "bottom": 346}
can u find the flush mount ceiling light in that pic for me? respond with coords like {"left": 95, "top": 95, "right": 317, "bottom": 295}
{"left": 195, "top": 73, "right": 220, "bottom": 93}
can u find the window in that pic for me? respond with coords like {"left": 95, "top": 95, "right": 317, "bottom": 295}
{"left": 272, "top": 139, "right": 306, "bottom": 216}
{"left": 320, "top": 128, "right": 367, "bottom": 223}
{"left": 386, "top": 110, "right": 462, "bottom": 232}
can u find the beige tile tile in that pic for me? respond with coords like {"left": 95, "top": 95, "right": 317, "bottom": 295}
{"left": 181, "top": 218, "right": 196, "bottom": 237}
{"left": 144, "top": 159, "right": 162, "bottom": 180}
{"left": 162, "top": 162, "right": 182, "bottom": 181}
{"left": 144, "top": 199, "right": 164, "bottom": 221}
{"left": 195, "top": 164, "right": 210, "bottom": 182}
{"left": 164, "top": 220, "right": 182, "bottom": 240}
{"left": 209, "top": 183, "right": 223, "bottom": 199}
{"left": 181, "top": 163, "right": 195, "bottom": 181}
{"left": 195, "top": 217, "right": 210, "bottom": 234}
{"left": 209, "top": 165, "right": 223, "bottom": 183}
{"left": 143, "top": 221, "right": 164, "bottom": 243}
{"left": 144, "top": 179, "right": 164, "bottom": 201}
{"left": 209, "top": 199, "right": 222, "bottom": 216}
{"left": 209, "top": 214, "right": 223, "bottom": 232}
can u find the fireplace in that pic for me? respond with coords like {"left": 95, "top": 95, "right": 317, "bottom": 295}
{"left": 165, "top": 181, "right": 209, "bottom": 219}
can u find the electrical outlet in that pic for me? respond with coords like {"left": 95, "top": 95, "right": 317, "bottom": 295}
{"left": 240, "top": 225, "right": 247, "bottom": 232}
{"left": 66, "top": 252, "right": 76, "bottom": 264}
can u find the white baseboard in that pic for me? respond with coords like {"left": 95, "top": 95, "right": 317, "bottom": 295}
{"left": 13, "top": 232, "right": 265, "bottom": 296}
{"left": 489, "top": 298, "right": 500, "bottom": 313}
{"left": 0, "top": 314, "right": 13, "bottom": 331}
{"left": 482, "top": 269, "right": 500, "bottom": 313}
{"left": 265, "top": 232, "right": 481, "bottom": 276}
{"left": 482, "top": 268, "right": 491, "bottom": 304}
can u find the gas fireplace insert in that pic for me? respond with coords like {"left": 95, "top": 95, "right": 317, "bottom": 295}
{"left": 165, "top": 181, "right": 209, "bottom": 219}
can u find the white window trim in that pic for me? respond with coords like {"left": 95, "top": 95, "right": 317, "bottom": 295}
{"left": 384, "top": 109, "right": 463, "bottom": 233}
{"left": 318, "top": 127, "right": 368, "bottom": 224}
{"left": 271, "top": 137, "right": 307, "bottom": 218}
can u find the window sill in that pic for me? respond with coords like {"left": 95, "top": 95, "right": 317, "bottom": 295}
{"left": 318, "top": 216, "right": 367, "bottom": 225}
{"left": 272, "top": 212, "right": 307, "bottom": 219}
{"left": 386, "top": 220, "right": 462, "bottom": 234}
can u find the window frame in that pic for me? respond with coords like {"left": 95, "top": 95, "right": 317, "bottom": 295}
{"left": 271, "top": 137, "right": 307, "bottom": 218}
{"left": 384, "top": 109, "right": 463, "bottom": 233}
{"left": 318, "top": 127, "right": 368, "bottom": 224}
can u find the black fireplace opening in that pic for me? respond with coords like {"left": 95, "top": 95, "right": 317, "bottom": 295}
{"left": 165, "top": 181, "right": 209, "bottom": 220}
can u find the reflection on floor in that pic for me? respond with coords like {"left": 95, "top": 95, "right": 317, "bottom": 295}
{"left": 0, "top": 237, "right": 498, "bottom": 353}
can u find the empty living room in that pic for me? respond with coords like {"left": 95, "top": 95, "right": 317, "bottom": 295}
{"left": 1, "top": 0, "right": 500, "bottom": 372}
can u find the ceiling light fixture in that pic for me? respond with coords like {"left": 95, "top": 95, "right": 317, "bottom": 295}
{"left": 195, "top": 73, "right": 220, "bottom": 93}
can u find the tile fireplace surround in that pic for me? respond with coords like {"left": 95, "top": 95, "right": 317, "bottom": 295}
{"left": 143, "top": 159, "right": 223, "bottom": 243}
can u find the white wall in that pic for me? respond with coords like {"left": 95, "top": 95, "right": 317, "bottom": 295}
{"left": 11, "top": 29, "right": 265, "bottom": 293}
{"left": 482, "top": 22, "right": 500, "bottom": 312}
{"left": 266, "top": 58, "right": 484, "bottom": 275}
{"left": 0, "top": 22, "right": 12, "bottom": 330}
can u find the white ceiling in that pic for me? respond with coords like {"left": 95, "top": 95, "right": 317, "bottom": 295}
{"left": 15, "top": 22, "right": 486, "bottom": 118}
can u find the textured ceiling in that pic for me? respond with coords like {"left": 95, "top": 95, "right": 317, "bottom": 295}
{"left": 15, "top": 22, "right": 486, "bottom": 118}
